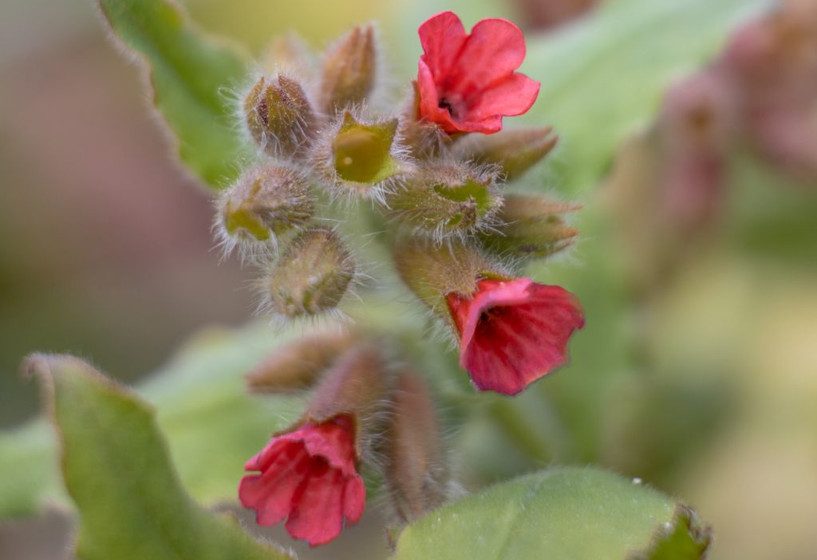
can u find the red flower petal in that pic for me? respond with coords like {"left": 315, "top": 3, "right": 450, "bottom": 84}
{"left": 418, "top": 11, "right": 467, "bottom": 79}
{"left": 467, "top": 73, "right": 541, "bottom": 121}
{"left": 286, "top": 466, "right": 345, "bottom": 546}
{"left": 238, "top": 415, "right": 365, "bottom": 546}
{"left": 416, "top": 11, "right": 540, "bottom": 134}
{"left": 447, "top": 278, "right": 584, "bottom": 395}
{"left": 444, "top": 18, "right": 529, "bottom": 99}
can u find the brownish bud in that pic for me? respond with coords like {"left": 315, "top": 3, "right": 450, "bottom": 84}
{"left": 262, "top": 227, "right": 356, "bottom": 319}
{"left": 319, "top": 25, "right": 378, "bottom": 114}
{"left": 384, "top": 162, "right": 501, "bottom": 239}
{"left": 216, "top": 164, "right": 314, "bottom": 252}
{"left": 382, "top": 370, "right": 449, "bottom": 523}
{"left": 304, "top": 343, "right": 392, "bottom": 457}
{"left": 393, "top": 236, "right": 498, "bottom": 320}
{"left": 244, "top": 74, "right": 317, "bottom": 159}
{"left": 455, "top": 127, "right": 558, "bottom": 181}
{"left": 245, "top": 330, "right": 358, "bottom": 393}
{"left": 480, "top": 194, "right": 579, "bottom": 259}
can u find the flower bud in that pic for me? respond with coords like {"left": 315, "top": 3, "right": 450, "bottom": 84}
{"left": 384, "top": 162, "right": 501, "bottom": 239}
{"left": 244, "top": 74, "right": 317, "bottom": 159}
{"left": 216, "top": 165, "right": 314, "bottom": 254}
{"left": 455, "top": 127, "right": 558, "bottom": 181}
{"left": 314, "top": 111, "right": 407, "bottom": 198}
{"left": 305, "top": 344, "right": 390, "bottom": 433}
{"left": 393, "top": 236, "right": 494, "bottom": 321}
{"left": 480, "top": 194, "right": 579, "bottom": 259}
{"left": 262, "top": 228, "right": 356, "bottom": 319}
{"left": 245, "top": 330, "right": 359, "bottom": 393}
{"left": 319, "top": 24, "right": 378, "bottom": 113}
{"left": 382, "top": 369, "right": 449, "bottom": 523}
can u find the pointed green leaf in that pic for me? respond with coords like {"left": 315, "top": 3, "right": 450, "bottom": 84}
{"left": 22, "top": 353, "right": 293, "bottom": 560}
{"left": 392, "top": 467, "right": 710, "bottom": 560}
{"left": 99, "top": 0, "right": 252, "bottom": 188}
{"left": 0, "top": 323, "right": 303, "bottom": 518}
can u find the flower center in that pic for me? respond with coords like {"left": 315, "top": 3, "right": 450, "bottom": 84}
{"left": 438, "top": 98, "right": 456, "bottom": 117}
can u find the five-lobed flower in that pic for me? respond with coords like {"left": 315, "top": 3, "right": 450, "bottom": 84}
{"left": 415, "top": 11, "right": 541, "bottom": 134}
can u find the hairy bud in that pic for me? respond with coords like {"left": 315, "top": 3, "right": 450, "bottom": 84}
{"left": 216, "top": 165, "right": 314, "bottom": 254}
{"left": 455, "top": 127, "right": 558, "bottom": 181}
{"left": 382, "top": 370, "right": 449, "bottom": 523}
{"left": 480, "top": 195, "right": 579, "bottom": 259}
{"left": 246, "top": 330, "right": 359, "bottom": 393}
{"left": 262, "top": 228, "right": 356, "bottom": 319}
{"left": 384, "top": 162, "right": 501, "bottom": 238}
{"left": 319, "top": 25, "right": 378, "bottom": 113}
{"left": 244, "top": 74, "right": 317, "bottom": 159}
{"left": 393, "top": 236, "right": 497, "bottom": 321}
{"left": 314, "top": 111, "right": 407, "bottom": 198}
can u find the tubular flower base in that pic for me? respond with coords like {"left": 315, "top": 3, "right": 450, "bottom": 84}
{"left": 416, "top": 11, "right": 540, "bottom": 134}
{"left": 239, "top": 415, "right": 365, "bottom": 546}
{"left": 446, "top": 278, "right": 584, "bottom": 395}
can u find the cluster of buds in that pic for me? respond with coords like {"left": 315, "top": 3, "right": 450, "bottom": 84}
{"left": 214, "top": 11, "right": 584, "bottom": 394}
{"left": 226, "top": 11, "right": 587, "bottom": 546}
{"left": 240, "top": 331, "right": 451, "bottom": 545}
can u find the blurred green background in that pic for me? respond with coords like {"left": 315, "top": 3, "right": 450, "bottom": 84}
{"left": 1, "top": 0, "right": 816, "bottom": 559}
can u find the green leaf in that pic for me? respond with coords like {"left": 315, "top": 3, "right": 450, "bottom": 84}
{"left": 99, "top": 0, "right": 252, "bottom": 188}
{"left": 21, "top": 353, "right": 293, "bottom": 560}
{"left": 523, "top": 0, "right": 765, "bottom": 196}
{"left": 392, "top": 467, "right": 710, "bottom": 560}
{"left": 0, "top": 323, "right": 303, "bottom": 518}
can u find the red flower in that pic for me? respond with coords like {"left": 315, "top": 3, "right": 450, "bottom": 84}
{"left": 446, "top": 277, "right": 584, "bottom": 395}
{"left": 239, "top": 415, "right": 365, "bottom": 546}
{"left": 416, "top": 11, "right": 540, "bottom": 134}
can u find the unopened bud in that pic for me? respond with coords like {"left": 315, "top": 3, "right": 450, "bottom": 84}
{"left": 304, "top": 343, "right": 393, "bottom": 457}
{"left": 480, "top": 195, "right": 579, "bottom": 259}
{"left": 319, "top": 25, "right": 378, "bottom": 113}
{"left": 455, "top": 127, "right": 558, "bottom": 181}
{"left": 384, "top": 163, "right": 501, "bottom": 238}
{"left": 393, "top": 236, "right": 496, "bottom": 321}
{"left": 315, "top": 111, "right": 406, "bottom": 197}
{"left": 216, "top": 165, "right": 314, "bottom": 252}
{"left": 244, "top": 74, "right": 317, "bottom": 159}
{"left": 246, "top": 330, "right": 358, "bottom": 393}
{"left": 382, "top": 370, "right": 449, "bottom": 523}
{"left": 263, "top": 228, "right": 356, "bottom": 319}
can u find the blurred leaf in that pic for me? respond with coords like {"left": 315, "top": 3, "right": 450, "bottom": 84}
{"left": 22, "top": 354, "right": 293, "bottom": 560}
{"left": 523, "top": 0, "right": 765, "bottom": 196}
{"left": 0, "top": 323, "right": 303, "bottom": 518}
{"left": 392, "top": 467, "right": 710, "bottom": 560}
{"left": 98, "top": 0, "right": 252, "bottom": 188}
{"left": 726, "top": 154, "right": 817, "bottom": 267}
